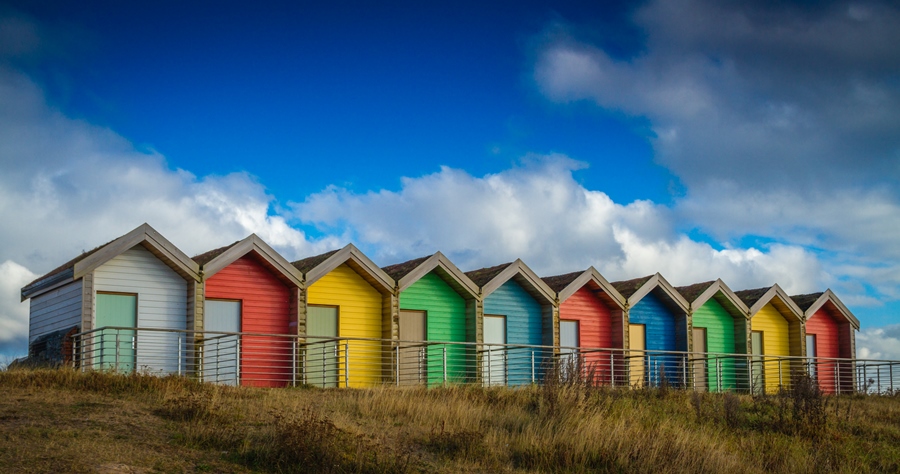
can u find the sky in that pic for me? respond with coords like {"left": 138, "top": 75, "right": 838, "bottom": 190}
{"left": 1, "top": 0, "right": 899, "bottom": 360}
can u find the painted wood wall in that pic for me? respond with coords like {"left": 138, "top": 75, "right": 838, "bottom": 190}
{"left": 29, "top": 280, "right": 83, "bottom": 343}
{"left": 751, "top": 303, "right": 791, "bottom": 393}
{"left": 399, "top": 271, "right": 471, "bottom": 384}
{"left": 805, "top": 307, "right": 852, "bottom": 394}
{"left": 692, "top": 299, "right": 737, "bottom": 391}
{"left": 205, "top": 255, "right": 293, "bottom": 388}
{"left": 93, "top": 246, "right": 188, "bottom": 374}
{"left": 307, "top": 263, "right": 383, "bottom": 387}
{"left": 483, "top": 279, "right": 546, "bottom": 386}
{"left": 628, "top": 291, "right": 687, "bottom": 386}
{"left": 559, "top": 286, "right": 615, "bottom": 383}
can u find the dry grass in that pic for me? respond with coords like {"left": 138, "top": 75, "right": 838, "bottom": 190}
{"left": 1, "top": 369, "right": 899, "bottom": 473}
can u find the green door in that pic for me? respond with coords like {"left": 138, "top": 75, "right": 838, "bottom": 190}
{"left": 96, "top": 293, "right": 137, "bottom": 372}
{"left": 307, "top": 306, "right": 339, "bottom": 387}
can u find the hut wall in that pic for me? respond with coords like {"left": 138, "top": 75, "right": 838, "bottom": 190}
{"left": 29, "top": 280, "right": 83, "bottom": 345}
{"left": 483, "top": 279, "right": 544, "bottom": 386}
{"left": 559, "top": 286, "right": 615, "bottom": 383}
{"left": 693, "top": 298, "right": 737, "bottom": 391}
{"left": 751, "top": 303, "right": 791, "bottom": 393}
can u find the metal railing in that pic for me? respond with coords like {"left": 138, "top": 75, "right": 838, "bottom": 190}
{"left": 69, "top": 327, "right": 900, "bottom": 394}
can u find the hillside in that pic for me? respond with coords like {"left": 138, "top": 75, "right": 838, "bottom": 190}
{"left": 0, "top": 370, "right": 898, "bottom": 473}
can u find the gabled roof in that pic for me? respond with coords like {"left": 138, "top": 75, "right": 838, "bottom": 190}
{"left": 735, "top": 284, "right": 803, "bottom": 322}
{"left": 542, "top": 267, "right": 626, "bottom": 309}
{"left": 291, "top": 244, "right": 393, "bottom": 295}
{"left": 465, "top": 260, "right": 555, "bottom": 305}
{"left": 382, "top": 252, "right": 479, "bottom": 299}
{"left": 195, "top": 234, "right": 303, "bottom": 288}
{"left": 676, "top": 279, "right": 749, "bottom": 320}
{"left": 612, "top": 273, "right": 690, "bottom": 314}
{"left": 611, "top": 275, "right": 654, "bottom": 300}
{"left": 792, "top": 289, "right": 860, "bottom": 329}
{"left": 22, "top": 223, "right": 200, "bottom": 301}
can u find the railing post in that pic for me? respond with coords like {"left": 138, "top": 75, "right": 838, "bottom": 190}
{"left": 747, "top": 355, "right": 753, "bottom": 395}
{"left": 394, "top": 345, "right": 400, "bottom": 386}
{"left": 177, "top": 335, "right": 182, "bottom": 376}
{"left": 682, "top": 354, "right": 687, "bottom": 389}
{"left": 778, "top": 359, "right": 783, "bottom": 390}
{"left": 236, "top": 337, "right": 241, "bottom": 386}
{"left": 199, "top": 345, "right": 204, "bottom": 381}
{"left": 877, "top": 366, "right": 882, "bottom": 394}
{"left": 292, "top": 338, "right": 297, "bottom": 388}
{"left": 115, "top": 332, "right": 120, "bottom": 372}
{"left": 80, "top": 332, "right": 86, "bottom": 373}
{"left": 487, "top": 347, "right": 492, "bottom": 386}
{"left": 531, "top": 350, "right": 536, "bottom": 385}
{"left": 717, "top": 358, "right": 722, "bottom": 392}
{"left": 890, "top": 363, "right": 894, "bottom": 393}
{"left": 610, "top": 352, "right": 615, "bottom": 387}
{"left": 344, "top": 342, "right": 349, "bottom": 388}
{"left": 443, "top": 345, "right": 447, "bottom": 385}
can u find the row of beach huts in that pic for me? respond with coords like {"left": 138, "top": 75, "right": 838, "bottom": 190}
{"left": 22, "top": 224, "right": 860, "bottom": 393}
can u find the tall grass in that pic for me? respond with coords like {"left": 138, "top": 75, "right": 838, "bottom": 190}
{"left": 1, "top": 367, "right": 899, "bottom": 473}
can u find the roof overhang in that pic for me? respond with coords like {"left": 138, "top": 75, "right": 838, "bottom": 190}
{"left": 557, "top": 267, "right": 626, "bottom": 310}
{"left": 396, "top": 252, "right": 479, "bottom": 299}
{"left": 304, "top": 244, "right": 394, "bottom": 295}
{"left": 481, "top": 259, "right": 556, "bottom": 306}
{"left": 201, "top": 234, "right": 303, "bottom": 288}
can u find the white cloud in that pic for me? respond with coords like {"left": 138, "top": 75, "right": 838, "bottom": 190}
{"left": 0, "top": 261, "right": 35, "bottom": 351}
{"left": 857, "top": 324, "right": 900, "bottom": 360}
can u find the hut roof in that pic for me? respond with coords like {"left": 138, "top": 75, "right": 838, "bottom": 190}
{"left": 465, "top": 262, "right": 513, "bottom": 287}
{"left": 192, "top": 242, "right": 240, "bottom": 266}
{"left": 734, "top": 287, "right": 771, "bottom": 307}
{"left": 675, "top": 281, "right": 716, "bottom": 304}
{"left": 541, "top": 271, "right": 583, "bottom": 293}
{"left": 291, "top": 249, "right": 340, "bottom": 274}
{"left": 611, "top": 275, "right": 654, "bottom": 299}
{"left": 791, "top": 292, "right": 825, "bottom": 312}
{"left": 381, "top": 255, "right": 432, "bottom": 281}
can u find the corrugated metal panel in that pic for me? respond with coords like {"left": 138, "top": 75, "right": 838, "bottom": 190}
{"left": 205, "top": 255, "right": 292, "bottom": 388}
{"left": 483, "top": 279, "right": 545, "bottom": 386}
{"left": 307, "top": 263, "right": 383, "bottom": 387}
{"left": 93, "top": 246, "right": 187, "bottom": 374}
{"left": 751, "top": 303, "right": 790, "bottom": 393}
{"left": 693, "top": 298, "right": 737, "bottom": 391}
{"left": 399, "top": 271, "right": 471, "bottom": 384}
{"left": 29, "top": 280, "right": 82, "bottom": 343}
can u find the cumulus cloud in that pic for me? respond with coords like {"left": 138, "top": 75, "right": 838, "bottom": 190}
{"left": 293, "top": 155, "right": 828, "bottom": 294}
{"left": 0, "top": 261, "right": 36, "bottom": 352}
{"left": 857, "top": 324, "right": 900, "bottom": 360}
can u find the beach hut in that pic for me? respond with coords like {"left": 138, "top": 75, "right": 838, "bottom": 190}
{"left": 465, "top": 260, "right": 556, "bottom": 386}
{"left": 193, "top": 235, "right": 304, "bottom": 387}
{"left": 21, "top": 224, "right": 201, "bottom": 374}
{"left": 792, "top": 290, "right": 859, "bottom": 393}
{"left": 735, "top": 285, "right": 804, "bottom": 394}
{"left": 676, "top": 280, "right": 750, "bottom": 392}
{"left": 382, "top": 252, "right": 480, "bottom": 385}
{"left": 612, "top": 274, "right": 690, "bottom": 388}
{"left": 542, "top": 267, "right": 626, "bottom": 385}
{"left": 292, "top": 245, "right": 394, "bottom": 388}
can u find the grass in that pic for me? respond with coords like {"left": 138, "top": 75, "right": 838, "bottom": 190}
{"left": 1, "top": 369, "right": 899, "bottom": 473}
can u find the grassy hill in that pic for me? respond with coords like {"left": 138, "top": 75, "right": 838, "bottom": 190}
{"left": 1, "top": 369, "right": 899, "bottom": 473}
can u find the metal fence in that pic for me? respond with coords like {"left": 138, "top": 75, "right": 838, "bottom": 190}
{"left": 70, "top": 326, "right": 900, "bottom": 394}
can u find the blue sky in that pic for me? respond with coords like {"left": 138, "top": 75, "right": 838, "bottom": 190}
{"left": 1, "top": 1, "right": 899, "bottom": 360}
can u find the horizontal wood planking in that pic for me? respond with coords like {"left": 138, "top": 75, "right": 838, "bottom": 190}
{"left": 629, "top": 291, "right": 687, "bottom": 386}
{"left": 29, "top": 280, "right": 83, "bottom": 343}
{"left": 484, "top": 279, "right": 547, "bottom": 386}
{"left": 93, "top": 246, "right": 188, "bottom": 374}
{"left": 693, "top": 298, "right": 737, "bottom": 391}
{"left": 805, "top": 307, "right": 851, "bottom": 393}
{"left": 308, "top": 263, "right": 384, "bottom": 387}
{"left": 560, "top": 286, "right": 616, "bottom": 382}
{"left": 751, "top": 303, "right": 791, "bottom": 393}
{"left": 205, "top": 255, "right": 293, "bottom": 388}
{"left": 399, "top": 271, "right": 471, "bottom": 384}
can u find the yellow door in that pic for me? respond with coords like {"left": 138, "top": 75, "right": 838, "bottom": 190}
{"left": 629, "top": 324, "right": 646, "bottom": 387}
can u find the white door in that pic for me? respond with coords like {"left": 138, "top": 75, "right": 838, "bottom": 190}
{"left": 204, "top": 300, "right": 241, "bottom": 385}
{"left": 483, "top": 315, "right": 506, "bottom": 386}
{"left": 806, "top": 334, "right": 817, "bottom": 381}
{"left": 559, "top": 320, "right": 579, "bottom": 378}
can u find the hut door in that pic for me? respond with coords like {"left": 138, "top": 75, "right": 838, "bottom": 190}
{"left": 483, "top": 315, "right": 506, "bottom": 386}
{"left": 629, "top": 324, "right": 646, "bottom": 387}
{"left": 203, "top": 300, "right": 241, "bottom": 385}
{"left": 307, "top": 306, "right": 339, "bottom": 388}
{"left": 96, "top": 293, "right": 136, "bottom": 373}
{"left": 750, "top": 331, "right": 764, "bottom": 394}
{"left": 806, "top": 334, "right": 817, "bottom": 381}
{"left": 692, "top": 327, "right": 707, "bottom": 391}
{"left": 399, "top": 310, "right": 427, "bottom": 385}
{"left": 559, "top": 320, "right": 579, "bottom": 379}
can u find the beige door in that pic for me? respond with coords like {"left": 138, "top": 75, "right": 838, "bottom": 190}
{"left": 751, "top": 331, "right": 764, "bottom": 394}
{"left": 629, "top": 324, "right": 646, "bottom": 387}
{"left": 399, "top": 310, "right": 427, "bottom": 385}
{"left": 692, "top": 327, "right": 707, "bottom": 391}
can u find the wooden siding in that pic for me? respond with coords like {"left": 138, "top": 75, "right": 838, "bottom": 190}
{"left": 628, "top": 291, "right": 687, "bottom": 386}
{"left": 307, "top": 263, "right": 384, "bottom": 387}
{"left": 399, "top": 271, "right": 471, "bottom": 384}
{"left": 806, "top": 307, "right": 853, "bottom": 393}
{"left": 692, "top": 298, "right": 737, "bottom": 391}
{"left": 93, "top": 246, "right": 188, "bottom": 375}
{"left": 28, "top": 280, "right": 82, "bottom": 343}
{"left": 205, "top": 255, "right": 293, "bottom": 388}
{"left": 559, "top": 286, "right": 616, "bottom": 383}
{"left": 483, "top": 279, "right": 546, "bottom": 386}
{"left": 751, "top": 303, "right": 791, "bottom": 393}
